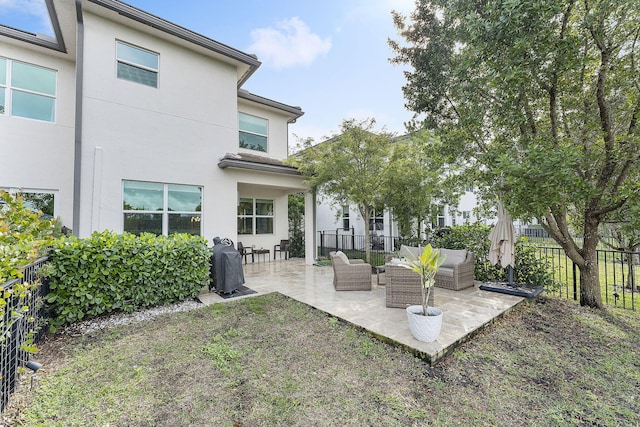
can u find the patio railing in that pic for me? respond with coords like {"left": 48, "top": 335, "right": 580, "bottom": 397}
{"left": 1, "top": 257, "right": 50, "bottom": 414}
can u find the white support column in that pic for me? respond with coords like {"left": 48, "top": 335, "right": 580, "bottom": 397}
{"left": 304, "top": 191, "right": 316, "bottom": 265}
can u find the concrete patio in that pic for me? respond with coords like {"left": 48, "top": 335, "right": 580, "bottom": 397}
{"left": 198, "top": 258, "right": 526, "bottom": 365}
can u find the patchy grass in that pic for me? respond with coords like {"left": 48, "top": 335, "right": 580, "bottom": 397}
{"left": 4, "top": 293, "right": 640, "bottom": 426}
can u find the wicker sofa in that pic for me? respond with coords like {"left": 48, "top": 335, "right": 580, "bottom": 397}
{"left": 329, "top": 251, "right": 373, "bottom": 291}
{"left": 399, "top": 245, "right": 475, "bottom": 291}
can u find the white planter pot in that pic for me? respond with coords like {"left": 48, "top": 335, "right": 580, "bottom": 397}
{"left": 406, "top": 305, "right": 443, "bottom": 342}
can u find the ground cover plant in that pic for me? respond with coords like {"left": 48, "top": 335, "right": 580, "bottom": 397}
{"left": 4, "top": 292, "right": 640, "bottom": 426}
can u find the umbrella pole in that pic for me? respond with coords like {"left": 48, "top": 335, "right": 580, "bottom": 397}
{"left": 507, "top": 265, "right": 514, "bottom": 286}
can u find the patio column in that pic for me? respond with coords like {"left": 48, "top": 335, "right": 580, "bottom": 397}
{"left": 304, "top": 191, "right": 316, "bottom": 265}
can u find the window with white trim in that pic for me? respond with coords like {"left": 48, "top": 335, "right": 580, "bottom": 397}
{"left": 238, "top": 198, "right": 273, "bottom": 234}
{"left": 1, "top": 188, "right": 56, "bottom": 218}
{"left": 239, "top": 112, "right": 268, "bottom": 152}
{"left": 123, "top": 181, "right": 202, "bottom": 236}
{"left": 369, "top": 207, "right": 384, "bottom": 232}
{"left": 341, "top": 205, "right": 350, "bottom": 230}
{"left": 116, "top": 41, "right": 159, "bottom": 88}
{"left": 0, "top": 57, "right": 57, "bottom": 122}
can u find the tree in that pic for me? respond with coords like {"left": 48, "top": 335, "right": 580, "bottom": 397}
{"left": 288, "top": 193, "right": 305, "bottom": 258}
{"left": 390, "top": 0, "right": 640, "bottom": 308}
{"left": 383, "top": 129, "right": 457, "bottom": 240}
{"left": 289, "top": 118, "right": 394, "bottom": 263}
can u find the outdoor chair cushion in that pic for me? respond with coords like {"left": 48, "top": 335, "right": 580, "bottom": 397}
{"left": 439, "top": 249, "right": 467, "bottom": 268}
{"left": 399, "top": 245, "right": 421, "bottom": 259}
{"left": 436, "top": 266, "right": 454, "bottom": 277}
{"left": 334, "top": 250, "right": 350, "bottom": 264}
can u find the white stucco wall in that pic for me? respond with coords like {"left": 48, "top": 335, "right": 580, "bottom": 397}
{"left": 78, "top": 12, "right": 240, "bottom": 240}
{"left": 0, "top": 41, "right": 76, "bottom": 225}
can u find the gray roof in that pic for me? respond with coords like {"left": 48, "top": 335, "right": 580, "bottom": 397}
{"left": 238, "top": 89, "right": 304, "bottom": 122}
{"left": 218, "top": 153, "right": 300, "bottom": 175}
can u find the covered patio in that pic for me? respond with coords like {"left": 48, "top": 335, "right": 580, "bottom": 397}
{"left": 199, "top": 259, "right": 525, "bottom": 365}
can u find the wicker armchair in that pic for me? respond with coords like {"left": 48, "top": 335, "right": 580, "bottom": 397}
{"left": 329, "top": 251, "right": 372, "bottom": 291}
{"left": 435, "top": 250, "right": 475, "bottom": 291}
{"left": 385, "top": 264, "right": 435, "bottom": 308}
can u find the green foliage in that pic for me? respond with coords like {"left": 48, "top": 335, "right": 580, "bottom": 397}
{"left": 401, "top": 244, "right": 446, "bottom": 313}
{"left": 44, "top": 231, "right": 210, "bottom": 330}
{"left": 390, "top": 0, "right": 640, "bottom": 307}
{"left": 288, "top": 193, "right": 305, "bottom": 258}
{"left": 431, "top": 224, "right": 559, "bottom": 288}
{"left": 384, "top": 130, "right": 459, "bottom": 239}
{"left": 0, "top": 190, "right": 56, "bottom": 283}
{"left": 1, "top": 190, "right": 57, "bottom": 353}
{"left": 289, "top": 118, "right": 394, "bottom": 263}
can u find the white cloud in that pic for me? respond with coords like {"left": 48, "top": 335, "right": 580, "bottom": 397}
{"left": 249, "top": 17, "right": 331, "bottom": 69}
{"left": 0, "top": 0, "right": 52, "bottom": 35}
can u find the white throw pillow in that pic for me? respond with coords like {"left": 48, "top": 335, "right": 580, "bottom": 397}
{"left": 334, "top": 251, "right": 350, "bottom": 264}
{"left": 439, "top": 249, "right": 467, "bottom": 268}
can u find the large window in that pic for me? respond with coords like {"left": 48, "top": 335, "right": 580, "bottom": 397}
{"left": 0, "top": 57, "right": 56, "bottom": 122}
{"left": 1, "top": 188, "right": 55, "bottom": 218}
{"left": 238, "top": 198, "right": 273, "bottom": 235}
{"left": 123, "top": 181, "right": 202, "bottom": 236}
{"left": 239, "top": 113, "right": 268, "bottom": 152}
{"left": 116, "top": 41, "right": 159, "bottom": 88}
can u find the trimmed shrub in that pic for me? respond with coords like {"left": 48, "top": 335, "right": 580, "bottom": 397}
{"left": 45, "top": 231, "right": 210, "bottom": 329}
{"left": 430, "top": 223, "right": 558, "bottom": 288}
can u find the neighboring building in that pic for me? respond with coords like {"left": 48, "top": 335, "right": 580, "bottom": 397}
{"left": 0, "top": 0, "right": 315, "bottom": 263}
{"left": 315, "top": 187, "right": 488, "bottom": 243}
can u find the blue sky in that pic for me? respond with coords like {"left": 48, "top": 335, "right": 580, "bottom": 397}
{"left": 1, "top": 0, "right": 417, "bottom": 145}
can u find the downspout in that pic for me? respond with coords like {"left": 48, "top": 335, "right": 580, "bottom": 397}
{"left": 72, "top": 0, "right": 84, "bottom": 236}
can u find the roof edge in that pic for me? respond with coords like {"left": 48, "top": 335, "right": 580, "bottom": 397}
{"left": 88, "top": 0, "right": 261, "bottom": 75}
{"left": 218, "top": 158, "right": 301, "bottom": 176}
{"left": 238, "top": 89, "right": 304, "bottom": 122}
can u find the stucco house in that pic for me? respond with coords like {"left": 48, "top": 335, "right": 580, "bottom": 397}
{"left": 0, "top": 0, "right": 316, "bottom": 264}
{"left": 316, "top": 187, "right": 489, "bottom": 248}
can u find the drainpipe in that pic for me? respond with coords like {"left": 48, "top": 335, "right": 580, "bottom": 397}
{"left": 72, "top": 0, "right": 84, "bottom": 236}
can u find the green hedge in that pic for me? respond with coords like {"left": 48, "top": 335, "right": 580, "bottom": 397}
{"left": 45, "top": 231, "right": 210, "bottom": 329}
{"left": 430, "top": 223, "right": 558, "bottom": 288}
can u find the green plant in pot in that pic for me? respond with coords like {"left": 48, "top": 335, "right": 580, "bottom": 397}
{"left": 401, "top": 244, "right": 447, "bottom": 342}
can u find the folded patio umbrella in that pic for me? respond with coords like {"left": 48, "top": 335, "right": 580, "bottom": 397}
{"left": 488, "top": 201, "right": 515, "bottom": 283}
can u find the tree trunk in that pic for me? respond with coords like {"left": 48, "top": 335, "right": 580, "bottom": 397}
{"left": 360, "top": 204, "right": 372, "bottom": 264}
{"left": 579, "top": 217, "right": 604, "bottom": 309}
{"left": 578, "top": 255, "right": 603, "bottom": 308}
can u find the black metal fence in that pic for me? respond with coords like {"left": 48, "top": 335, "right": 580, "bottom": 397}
{"left": 531, "top": 246, "right": 639, "bottom": 310}
{"left": 1, "top": 257, "right": 49, "bottom": 413}
{"left": 318, "top": 229, "right": 400, "bottom": 266}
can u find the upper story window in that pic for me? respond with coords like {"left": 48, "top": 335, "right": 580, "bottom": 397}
{"left": 239, "top": 112, "right": 268, "bottom": 153}
{"left": 0, "top": 57, "right": 57, "bottom": 122}
{"left": 116, "top": 41, "right": 159, "bottom": 88}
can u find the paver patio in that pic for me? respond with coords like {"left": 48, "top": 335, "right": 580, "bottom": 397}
{"left": 198, "top": 258, "right": 525, "bottom": 365}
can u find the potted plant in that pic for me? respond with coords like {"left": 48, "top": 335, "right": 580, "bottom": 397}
{"left": 402, "top": 244, "right": 446, "bottom": 342}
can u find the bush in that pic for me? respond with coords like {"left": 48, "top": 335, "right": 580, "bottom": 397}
{"left": 430, "top": 223, "right": 558, "bottom": 288}
{"left": 0, "top": 190, "right": 56, "bottom": 283}
{"left": 45, "top": 231, "right": 210, "bottom": 330}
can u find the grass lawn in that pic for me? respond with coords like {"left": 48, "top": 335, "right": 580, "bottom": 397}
{"left": 5, "top": 293, "right": 640, "bottom": 426}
